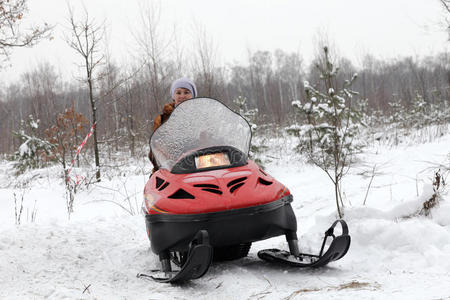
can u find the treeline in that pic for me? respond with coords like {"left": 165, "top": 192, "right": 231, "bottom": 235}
{"left": 0, "top": 48, "right": 449, "bottom": 155}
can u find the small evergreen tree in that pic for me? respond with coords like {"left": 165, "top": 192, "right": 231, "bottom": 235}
{"left": 408, "top": 92, "right": 429, "bottom": 129}
{"left": 386, "top": 96, "right": 408, "bottom": 145}
{"left": 289, "top": 47, "right": 364, "bottom": 218}
{"left": 234, "top": 96, "right": 258, "bottom": 130}
{"left": 387, "top": 96, "right": 406, "bottom": 126}
{"left": 11, "top": 115, "right": 55, "bottom": 174}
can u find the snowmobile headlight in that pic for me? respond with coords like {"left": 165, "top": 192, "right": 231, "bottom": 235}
{"left": 195, "top": 152, "right": 230, "bottom": 169}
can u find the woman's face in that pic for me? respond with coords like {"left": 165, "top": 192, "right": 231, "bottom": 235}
{"left": 173, "top": 88, "right": 193, "bottom": 105}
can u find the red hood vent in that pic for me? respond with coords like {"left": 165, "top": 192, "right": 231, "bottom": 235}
{"left": 168, "top": 188, "right": 195, "bottom": 199}
{"left": 194, "top": 184, "right": 220, "bottom": 189}
{"left": 227, "top": 177, "right": 247, "bottom": 187}
{"left": 155, "top": 176, "right": 170, "bottom": 191}
{"left": 258, "top": 178, "right": 273, "bottom": 186}
{"left": 155, "top": 177, "right": 164, "bottom": 189}
{"left": 159, "top": 182, "right": 170, "bottom": 191}
{"left": 227, "top": 177, "right": 247, "bottom": 194}
{"left": 259, "top": 168, "right": 268, "bottom": 176}
{"left": 194, "top": 184, "right": 223, "bottom": 195}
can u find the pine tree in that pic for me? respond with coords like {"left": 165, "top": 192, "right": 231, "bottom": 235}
{"left": 408, "top": 92, "right": 429, "bottom": 129}
{"left": 11, "top": 115, "right": 55, "bottom": 174}
{"left": 387, "top": 96, "right": 406, "bottom": 126}
{"left": 289, "top": 47, "right": 364, "bottom": 218}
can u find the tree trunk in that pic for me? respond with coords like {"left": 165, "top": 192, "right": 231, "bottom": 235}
{"left": 334, "top": 175, "right": 342, "bottom": 218}
{"left": 87, "top": 69, "right": 101, "bottom": 181}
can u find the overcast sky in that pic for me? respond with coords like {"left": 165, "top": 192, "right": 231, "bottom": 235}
{"left": 0, "top": 0, "right": 448, "bottom": 85}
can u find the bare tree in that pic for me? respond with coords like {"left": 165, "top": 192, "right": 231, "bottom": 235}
{"left": 274, "top": 49, "right": 305, "bottom": 119}
{"left": 0, "top": 0, "right": 51, "bottom": 59}
{"left": 249, "top": 50, "right": 272, "bottom": 116}
{"left": 440, "top": 0, "right": 450, "bottom": 18}
{"left": 439, "top": 0, "right": 450, "bottom": 38}
{"left": 65, "top": 5, "right": 104, "bottom": 181}
{"left": 192, "top": 22, "right": 219, "bottom": 98}
{"left": 441, "top": 0, "right": 450, "bottom": 12}
{"left": 134, "top": 1, "right": 173, "bottom": 113}
{"left": 20, "top": 62, "right": 61, "bottom": 135}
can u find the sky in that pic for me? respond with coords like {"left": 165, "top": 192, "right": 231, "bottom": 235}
{"left": 0, "top": 0, "right": 448, "bottom": 85}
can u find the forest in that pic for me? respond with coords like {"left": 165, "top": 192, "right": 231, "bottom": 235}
{"left": 0, "top": 0, "right": 448, "bottom": 180}
{"left": 1, "top": 48, "right": 448, "bottom": 152}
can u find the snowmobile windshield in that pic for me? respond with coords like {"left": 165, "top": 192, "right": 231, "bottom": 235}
{"left": 150, "top": 98, "right": 252, "bottom": 171}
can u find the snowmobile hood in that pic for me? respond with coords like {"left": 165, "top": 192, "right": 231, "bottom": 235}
{"left": 143, "top": 160, "right": 290, "bottom": 215}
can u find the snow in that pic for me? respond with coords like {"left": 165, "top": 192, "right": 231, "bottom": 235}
{"left": 1, "top": 130, "right": 450, "bottom": 299}
{"left": 18, "top": 142, "right": 30, "bottom": 157}
{"left": 291, "top": 100, "right": 302, "bottom": 108}
{"left": 30, "top": 120, "right": 39, "bottom": 129}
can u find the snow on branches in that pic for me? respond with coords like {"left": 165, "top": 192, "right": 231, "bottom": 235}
{"left": 288, "top": 47, "right": 366, "bottom": 217}
{"left": 12, "top": 115, "right": 55, "bottom": 174}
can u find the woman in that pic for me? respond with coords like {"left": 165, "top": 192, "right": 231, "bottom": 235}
{"left": 149, "top": 78, "right": 197, "bottom": 172}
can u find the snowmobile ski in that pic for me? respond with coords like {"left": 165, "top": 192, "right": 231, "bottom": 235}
{"left": 258, "top": 220, "right": 350, "bottom": 268}
{"left": 137, "top": 230, "right": 213, "bottom": 283}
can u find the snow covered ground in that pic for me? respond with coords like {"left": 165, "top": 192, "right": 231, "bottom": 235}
{"left": 1, "top": 129, "right": 450, "bottom": 299}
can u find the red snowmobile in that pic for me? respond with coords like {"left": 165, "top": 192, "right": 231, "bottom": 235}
{"left": 139, "top": 98, "right": 350, "bottom": 283}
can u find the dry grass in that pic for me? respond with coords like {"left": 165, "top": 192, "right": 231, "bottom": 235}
{"left": 284, "top": 280, "right": 381, "bottom": 299}
{"left": 420, "top": 170, "right": 445, "bottom": 216}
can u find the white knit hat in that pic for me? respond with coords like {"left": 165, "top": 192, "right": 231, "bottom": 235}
{"left": 170, "top": 78, "right": 197, "bottom": 98}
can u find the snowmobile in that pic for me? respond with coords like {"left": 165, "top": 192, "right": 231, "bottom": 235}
{"left": 139, "top": 98, "right": 351, "bottom": 283}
